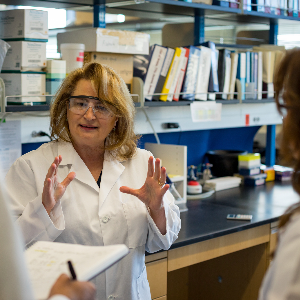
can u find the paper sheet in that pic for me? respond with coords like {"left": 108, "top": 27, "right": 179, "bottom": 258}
{"left": 0, "top": 120, "right": 21, "bottom": 175}
{"left": 26, "top": 241, "right": 129, "bottom": 300}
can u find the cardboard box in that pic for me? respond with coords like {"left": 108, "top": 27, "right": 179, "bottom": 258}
{"left": 46, "top": 59, "right": 66, "bottom": 73}
{"left": 46, "top": 60, "right": 66, "bottom": 95}
{"left": 0, "top": 73, "right": 46, "bottom": 103}
{"left": 84, "top": 52, "right": 133, "bottom": 92}
{"left": 2, "top": 41, "right": 46, "bottom": 71}
{"left": 0, "top": 9, "right": 48, "bottom": 41}
{"left": 57, "top": 28, "right": 149, "bottom": 55}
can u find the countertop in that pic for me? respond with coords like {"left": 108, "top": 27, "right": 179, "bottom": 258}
{"left": 170, "top": 181, "right": 299, "bottom": 250}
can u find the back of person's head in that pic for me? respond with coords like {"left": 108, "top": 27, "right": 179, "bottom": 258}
{"left": 274, "top": 47, "right": 300, "bottom": 229}
{"left": 50, "top": 62, "right": 139, "bottom": 161}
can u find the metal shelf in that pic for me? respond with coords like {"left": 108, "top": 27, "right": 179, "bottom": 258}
{"left": 5, "top": 104, "right": 50, "bottom": 112}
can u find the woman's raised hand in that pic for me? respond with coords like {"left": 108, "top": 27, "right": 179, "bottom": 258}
{"left": 42, "top": 155, "right": 76, "bottom": 215}
{"left": 120, "top": 156, "right": 169, "bottom": 211}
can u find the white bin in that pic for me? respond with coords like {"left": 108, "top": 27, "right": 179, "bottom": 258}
{"left": 60, "top": 43, "right": 85, "bottom": 75}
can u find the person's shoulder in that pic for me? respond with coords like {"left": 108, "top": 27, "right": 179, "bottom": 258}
{"left": 131, "top": 148, "right": 152, "bottom": 160}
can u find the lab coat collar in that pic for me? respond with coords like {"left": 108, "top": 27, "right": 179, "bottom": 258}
{"left": 57, "top": 142, "right": 125, "bottom": 199}
{"left": 99, "top": 155, "right": 125, "bottom": 208}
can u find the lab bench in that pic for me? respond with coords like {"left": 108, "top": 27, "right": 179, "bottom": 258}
{"left": 145, "top": 181, "right": 299, "bottom": 300}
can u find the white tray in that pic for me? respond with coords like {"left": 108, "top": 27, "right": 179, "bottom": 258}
{"left": 187, "top": 187, "right": 215, "bottom": 200}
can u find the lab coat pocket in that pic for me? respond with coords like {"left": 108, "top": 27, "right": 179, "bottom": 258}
{"left": 137, "top": 266, "right": 151, "bottom": 300}
{"left": 123, "top": 199, "right": 148, "bottom": 249}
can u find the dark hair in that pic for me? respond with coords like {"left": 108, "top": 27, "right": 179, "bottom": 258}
{"left": 274, "top": 48, "right": 300, "bottom": 231}
{"left": 50, "top": 62, "right": 139, "bottom": 161}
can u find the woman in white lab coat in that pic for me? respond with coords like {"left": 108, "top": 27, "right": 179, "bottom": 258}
{"left": 258, "top": 48, "right": 300, "bottom": 299}
{"left": 6, "top": 62, "right": 181, "bottom": 300}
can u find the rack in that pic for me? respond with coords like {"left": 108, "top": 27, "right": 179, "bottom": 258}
{"left": 0, "top": 0, "right": 292, "bottom": 167}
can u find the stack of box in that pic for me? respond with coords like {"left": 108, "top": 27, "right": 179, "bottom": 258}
{"left": 274, "top": 165, "right": 294, "bottom": 181}
{"left": 238, "top": 153, "right": 267, "bottom": 186}
{"left": 46, "top": 60, "right": 66, "bottom": 97}
{"left": 57, "top": 28, "right": 150, "bottom": 94}
{"left": 260, "top": 165, "right": 276, "bottom": 182}
{"left": 0, "top": 9, "right": 48, "bottom": 104}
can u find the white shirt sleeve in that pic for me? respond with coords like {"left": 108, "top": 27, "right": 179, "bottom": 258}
{"left": 145, "top": 190, "right": 181, "bottom": 253}
{"left": 258, "top": 213, "right": 300, "bottom": 300}
{"left": 6, "top": 156, "right": 65, "bottom": 247}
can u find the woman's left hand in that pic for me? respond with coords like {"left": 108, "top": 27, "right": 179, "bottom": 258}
{"left": 120, "top": 156, "right": 169, "bottom": 211}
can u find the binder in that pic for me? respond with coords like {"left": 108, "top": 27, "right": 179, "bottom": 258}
{"left": 160, "top": 47, "right": 181, "bottom": 101}
{"left": 153, "top": 47, "right": 175, "bottom": 101}
{"left": 143, "top": 44, "right": 168, "bottom": 101}
{"left": 173, "top": 47, "right": 189, "bottom": 101}
{"left": 181, "top": 46, "right": 201, "bottom": 101}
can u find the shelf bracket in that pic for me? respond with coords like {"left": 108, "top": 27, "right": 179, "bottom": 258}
{"left": 194, "top": 9, "right": 205, "bottom": 45}
{"left": 265, "top": 124, "right": 276, "bottom": 166}
{"left": 94, "top": 0, "right": 106, "bottom": 28}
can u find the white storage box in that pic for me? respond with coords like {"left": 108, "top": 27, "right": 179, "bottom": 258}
{"left": 57, "top": 28, "right": 150, "bottom": 55}
{"left": 0, "top": 73, "right": 46, "bottom": 103}
{"left": 0, "top": 9, "right": 48, "bottom": 41}
{"left": 204, "top": 176, "right": 241, "bottom": 191}
{"left": 2, "top": 41, "right": 46, "bottom": 71}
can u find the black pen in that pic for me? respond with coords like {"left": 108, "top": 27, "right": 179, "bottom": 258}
{"left": 68, "top": 260, "right": 77, "bottom": 280}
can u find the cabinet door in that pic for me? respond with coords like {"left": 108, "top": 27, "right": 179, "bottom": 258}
{"left": 146, "top": 258, "right": 167, "bottom": 299}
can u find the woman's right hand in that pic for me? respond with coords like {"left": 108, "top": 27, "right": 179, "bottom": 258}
{"left": 42, "top": 155, "right": 76, "bottom": 215}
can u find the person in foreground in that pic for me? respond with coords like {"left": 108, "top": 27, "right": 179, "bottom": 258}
{"left": 258, "top": 48, "right": 300, "bottom": 299}
{"left": 0, "top": 174, "right": 96, "bottom": 300}
{"left": 6, "top": 62, "right": 181, "bottom": 299}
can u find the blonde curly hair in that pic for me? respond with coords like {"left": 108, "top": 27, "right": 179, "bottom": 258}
{"left": 50, "top": 62, "right": 139, "bottom": 161}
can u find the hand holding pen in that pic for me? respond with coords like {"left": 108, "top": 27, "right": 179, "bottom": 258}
{"left": 48, "top": 261, "right": 95, "bottom": 300}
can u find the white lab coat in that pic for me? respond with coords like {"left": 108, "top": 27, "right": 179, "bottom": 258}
{"left": 0, "top": 166, "right": 71, "bottom": 300}
{"left": 6, "top": 141, "right": 181, "bottom": 300}
{"left": 258, "top": 212, "right": 300, "bottom": 300}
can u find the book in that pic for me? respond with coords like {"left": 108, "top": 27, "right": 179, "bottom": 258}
{"left": 282, "top": 0, "right": 288, "bottom": 15}
{"left": 213, "top": 0, "right": 229, "bottom": 7}
{"left": 236, "top": 52, "right": 246, "bottom": 101}
{"left": 293, "top": 0, "right": 298, "bottom": 16}
{"left": 167, "top": 47, "right": 186, "bottom": 101}
{"left": 26, "top": 241, "right": 129, "bottom": 300}
{"left": 265, "top": 0, "right": 271, "bottom": 12}
{"left": 245, "top": 51, "right": 251, "bottom": 84}
{"left": 160, "top": 47, "right": 181, "bottom": 101}
{"left": 229, "top": 0, "right": 239, "bottom": 8}
{"left": 244, "top": 0, "right": 252, "bottom": 10}
{"left": 181, "top": 46, "right": 201, "bottom": 101}
{"left": 200, "top": 41, "right": 219, "bottom": 95}
{"left": 228, "top": 52, "right": 238, "bottom": 100}
{"left": 250, "top": 52, "right": 258, "bottom": 100}
{"left": 252, "top": 0, "right": 265, "bottom": 11}
{"left": 195, "top": 46, "right": 212, "bottom": 101}
{"left": 217, "top": 49, "right": 231, "bottom": 100}
{"left": 173, "top": 47, "right": 189, "bottom": 101}
{"left": 288, "top": 0, "right": 293, "bottom": 15}
{"left": 153, "top": 47, "right": 175, "bottom": 101}
{"left": 208, "top": 49, "right": 219, "bottom": 101}
{"left": 252, "top": 48, "right": 276, "bottom": 84}
{"left": 143, "top": 44, "right": 168, "bottom": 101}
{"left": 257, "top": 51, "right": 263, "bottom": 100}
{"left": 133, "top": 53, "right": 150, "bottom": 82}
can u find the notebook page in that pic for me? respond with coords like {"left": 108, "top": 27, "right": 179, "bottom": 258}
{"left": 26, "top": 241, "right": 129, "bottom": 300}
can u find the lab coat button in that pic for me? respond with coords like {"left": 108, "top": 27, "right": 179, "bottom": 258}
{"left": 102, "top": 216, "right": 110, "bottom": 223}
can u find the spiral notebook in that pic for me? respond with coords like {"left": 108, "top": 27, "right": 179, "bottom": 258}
{"left": 25, "top": 241, "right": 129, "bottom": 300}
